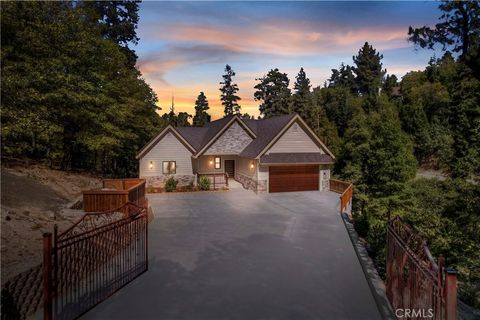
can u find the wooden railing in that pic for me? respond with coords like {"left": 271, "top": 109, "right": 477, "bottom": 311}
{"left": 387, "top": 216, "right": 457, "bottom": 320}
{"left": 83, "top": 178, "right": 146, "bottom": 212}
{"left": 199, "top": 173, "right": 229, "bottom": 190}
{"left": 329, "top": 179, "right": 353, "bottom": 215}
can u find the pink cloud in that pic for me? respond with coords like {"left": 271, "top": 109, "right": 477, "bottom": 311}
{"left": 147, "top": 23, "right": 409, "bottom": 57}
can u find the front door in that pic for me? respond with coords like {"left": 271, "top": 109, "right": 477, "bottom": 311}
{"left": 225, "top": 160, "right": 235, "bottom": 179}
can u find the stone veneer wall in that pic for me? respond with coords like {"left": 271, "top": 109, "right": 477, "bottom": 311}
{"left": 237, "top": 173, "right": 257, "bottom": 192}
{"left": 204, "top": 121, "right": 253, "bottom": 155}
{"left": 257, "top": 180, "right": 267, "bottom": 193}
{"left": 143, "top": 175, "right": 195, "bottom": 188}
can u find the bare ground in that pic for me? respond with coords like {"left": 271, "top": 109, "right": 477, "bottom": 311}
{"left": 1, "top": 165, "right": 101, "bottom": 282}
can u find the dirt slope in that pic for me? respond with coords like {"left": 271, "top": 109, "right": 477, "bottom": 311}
{"left": 1, "top": 165, "right": 101, "bottom": 281}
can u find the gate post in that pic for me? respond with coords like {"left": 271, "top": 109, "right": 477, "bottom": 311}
{"left": 444, "top": 268, "right": 457, "bottom": 320}
{"left": 43, "top": 233, "right": 53, "bottom": 320}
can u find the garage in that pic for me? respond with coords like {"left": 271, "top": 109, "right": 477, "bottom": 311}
{"left": 269, "top": 165, "right": 319, "bottom": 193}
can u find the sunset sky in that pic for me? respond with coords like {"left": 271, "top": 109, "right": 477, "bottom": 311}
{"left": 135, "top": 1, "right": 442, "bottom": 119}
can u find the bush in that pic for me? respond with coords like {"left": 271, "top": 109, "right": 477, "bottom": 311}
{"left": 198, "top": 176, "right": 210, "bottom": 191}
{"left": 165, "top": 177, "right": 177, "bottom": 192}
{"left": 353, "top": 211, "right": 370, "bottom": 238}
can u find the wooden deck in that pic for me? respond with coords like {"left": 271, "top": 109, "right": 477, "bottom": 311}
{"left": 83, "top": 178, "right": 146, "bottom": 212}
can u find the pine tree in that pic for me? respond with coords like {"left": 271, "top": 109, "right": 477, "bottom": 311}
{"left": 254, "top": 68, "right": 291, "bottom": 118}
{"left": 353, "top": 42, "right": 386, "bottom": 97}
{"left": 408, "top": 0, "right": 480, "bottom": 79}
{"left": 291, "top": 67, "right": 312, "bottom": 119}
{"left": 220, "top": 65, "right": 241, "bottom": 116}
{"left": 192, "top": 92, "right": 211, "bottom": 127}
{"left": 328, "top": 63, "right": 357, "bottom": 94}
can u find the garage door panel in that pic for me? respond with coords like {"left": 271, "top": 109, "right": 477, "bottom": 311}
{"left": 269, "top": 165, "right": 319, "bottom": 193}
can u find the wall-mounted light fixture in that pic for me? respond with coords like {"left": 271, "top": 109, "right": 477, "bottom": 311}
{"left": 250, "top": 162, "right": 255, "bottom": 169}
{"left": 209, "top": 159, "right": 214, "bottom": 165}
{"left": 149, "top": 161, "right": 154, "bottom": 170}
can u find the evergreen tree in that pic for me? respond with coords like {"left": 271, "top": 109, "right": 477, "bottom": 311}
{"left": 353, "top": 42, "right": 386, "bottom": 97}
{"left": 328, "top": 63, "right": 357, "bottom": 93}
{"left": 383, "top": 74, "right": 398, "bottom": 96}
{"left": 220, "top": 64, "right": 241, "bottom": 115}
{"left": 291, "top": 67, "right": 312, "bottom": 119}
{"left": 254, "top": 68, "right": 291, "bottom": 118}
{"left": 84, "top": 1, "right": 140, "bottom": 66}
{"left": 177, "top": 112, "right": 192, "bottom": 127}
{"left": 408, "top": 0, "right": 480, "bottom": 79}
{"left": 0, "top": 1, "right": 160, "bottom": 175}
{"left": 192, "top": 92, "right": 211, "bottom": 127}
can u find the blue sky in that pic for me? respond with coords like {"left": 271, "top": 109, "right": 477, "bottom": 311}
{"left": 135, "top": 1, "right": 442, "bottom": 118}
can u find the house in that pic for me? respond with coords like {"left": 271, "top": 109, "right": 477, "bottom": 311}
{"left": 136, "top": 114, "right": 335, "bottom": 193}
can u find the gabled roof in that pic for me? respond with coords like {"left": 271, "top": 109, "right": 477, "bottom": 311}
{"left": 136, "top": 113, "right": 335, "bottom": 160}
{"left": 239, "top": 114, "right": 296, "bottom": 158}
{"left": 192, "top": 115, "right": 256, "bottom": 158}
{"left": 136, "top": 125, "right": 196, "bottom": 159}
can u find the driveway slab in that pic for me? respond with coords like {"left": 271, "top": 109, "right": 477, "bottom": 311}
{"left": 82, "top": 188, "right": 382, "bottom": 320}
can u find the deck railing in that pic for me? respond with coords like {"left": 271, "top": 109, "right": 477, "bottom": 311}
{"left": 198, "top": 173, "right": 229, "bottom": 190}
{"left": 83, "top": 178, "right": 146, "bottom": 212}
{"left": 329, "top": 179, "right": 353, "bottom": 215}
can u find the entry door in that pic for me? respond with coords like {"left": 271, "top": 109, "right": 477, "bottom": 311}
{"left": 224, "top": 160, "right": 235, "bottom": 178}
{"left": 269, "top": 165, "right": 319, "bottom": 193}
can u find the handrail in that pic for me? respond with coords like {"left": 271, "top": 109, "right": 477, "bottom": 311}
{"left": 198, "top": 173, "right": 229, "bottom": 189}
{"left": 329, "top": 179, "right": 353, "bottom": 214}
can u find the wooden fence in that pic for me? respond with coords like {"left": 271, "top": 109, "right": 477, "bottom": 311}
{"left": 329, "top": 179, "right": 353, "bottom": 214}
{"left": 83, "top": 178, "right": 146, "bottom": 212}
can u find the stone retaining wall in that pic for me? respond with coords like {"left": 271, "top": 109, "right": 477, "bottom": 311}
{"left": 237, "top": 173, "right": 257, "bottom": 192}
{"left": 143, "top": 175, "right": 195, "bottom": 188}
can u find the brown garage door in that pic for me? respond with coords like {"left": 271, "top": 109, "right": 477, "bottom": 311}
{"left": 269, "top": 165, "right": 319, "bottom": 193}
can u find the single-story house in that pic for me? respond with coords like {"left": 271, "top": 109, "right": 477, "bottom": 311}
{"left": 136, "top": 114, "right": 334, "bottom": 193}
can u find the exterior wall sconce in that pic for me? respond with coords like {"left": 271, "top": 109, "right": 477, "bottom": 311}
{"left": 250, "top": 162, "right": 255, "bottom": 169}
{"left": 209, "top": 159, "right": 214, "bottom": 165}
{"left": 149, "top": 161, "right": 154, "bottom": 170}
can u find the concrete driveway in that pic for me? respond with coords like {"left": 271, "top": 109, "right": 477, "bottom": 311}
{"left": 83, "top": 186, "right": 382, "bottom": 320}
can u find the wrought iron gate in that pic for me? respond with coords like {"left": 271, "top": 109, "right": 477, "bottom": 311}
{"left": 386, "top": 216, "right": 457, "bottom": 320}
{"left": 43, "top": 202, "right": 148, "bottom": 320}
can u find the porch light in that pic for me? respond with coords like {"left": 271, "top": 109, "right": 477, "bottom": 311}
{"left": 209, "top": 159, "right": 214, "bottom": 165}
{"left": 149, "top": 161, "right": 154, "bottom": 170}
{"left": 250, "top": 162, "right": 255, "bottom": 169}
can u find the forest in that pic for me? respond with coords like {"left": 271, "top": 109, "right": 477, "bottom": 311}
{"left": 1, "top": 0, "right": 479, "bottom": 309}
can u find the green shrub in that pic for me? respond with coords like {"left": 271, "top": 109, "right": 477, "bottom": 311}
{"left": 198, "top": 176, "right": 210, "bottom": 191}
{"left": 353, "top": 211, "right": 370, "bottom": 238}
{"left": 165, "top": 177, "right": 177, "bottom": 192}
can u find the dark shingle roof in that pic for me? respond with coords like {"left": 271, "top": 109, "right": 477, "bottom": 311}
{"left": 175, "top": 115, "right": 235, "bottom": 153}
{"left": 156, "top": 114, "right": 331, "bottom": 160}
{"left": 260, "top": 153, "right": 333, "bottom": 164}
{"left": 239, "top": 114, "right": 296, "bottom": 158}
{"left": 175, "top": 127, "right": 208, "bottom": 151}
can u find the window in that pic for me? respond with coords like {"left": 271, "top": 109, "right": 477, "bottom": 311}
{"left": 214, "top": 157, "right": 221, "bottom": 169}
{"left": 162, "top": 161, "right": 176, "bottom": 174}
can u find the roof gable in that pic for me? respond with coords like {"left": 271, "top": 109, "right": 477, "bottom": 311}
{"left": 239, "top": 114, "right": 296, "bottom": 158}
{"left": 267, "top": 122, "right": 322, "bottom": 154}
{"left": 136, "top": 126, "right": 196, "bottom": 159}
{"left": 204, "top": 121, "right": 253, "bottom": 155}
{"left": 193, "top": 115, "right": 256, "bottom": 157}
